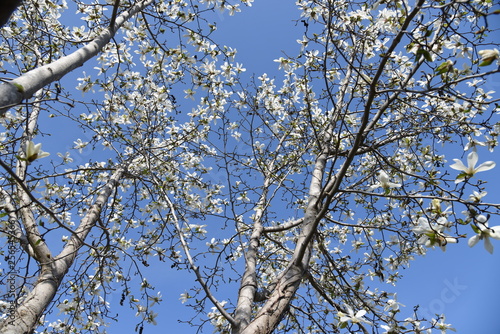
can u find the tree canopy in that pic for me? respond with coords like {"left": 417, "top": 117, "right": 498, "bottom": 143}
{"left": 0, "top": 0, "right": 500, "bottom": 333}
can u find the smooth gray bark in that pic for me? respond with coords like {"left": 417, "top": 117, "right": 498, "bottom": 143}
{"left": 0, "top": 168, "right": 125, "bottom": 334}
{"left": 234, "top": 152, "right": 328, "bottom": 334}
{"left": 0, "top": 0, "right": 153, "bottom": 116}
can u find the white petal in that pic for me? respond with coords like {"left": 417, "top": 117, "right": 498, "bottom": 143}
{"left": 436, "top": 217, "right": 449, "bottom": 228}
{"left": 38, "top": 152, "right": 50, "bottom": 159}
{"left": 444, "top": 237, "right": 458, "bottom": 244}
{"left": 449, "top": 159, "right": 467, "bottom": 171}
{"left": 484, "top": 237, "right": 494, "bottom": 254}
{"left": 467, "top": 151, "right": 479, "bottom": 170}
{"left": 488, "top": 226, "right": 500, "bottom": 240}
{"left": 26, "top": 141, "right": 35, "bottom": 157}
{"left": 476, "top": 215, "right": 488, "bottom": 224}
{"left": 418, "top": 217, "right": 429, "bottom": 226}
{"left": 468, "top": 235, "right": 480, "bottom": 247}
{"left": 355, "top": 310, "right": 367, "bottom": 318}
{"left": 33, "top": 143, "right": 42, "bottom": 153}
{"left": 377, "top": 171, "right": 390, "bottom": 183}
{"left": 474, "top": 161, "right": 496, "bottom": 173}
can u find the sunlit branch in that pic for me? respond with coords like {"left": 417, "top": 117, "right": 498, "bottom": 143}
{"left": 0, "top": 0, "right": 155, "bottom": 114}
{"left": 160, "top": 187, "right": 236, "bottom": 327}
{"left": 263, "top": 218, "right": 304, "bottom": 233}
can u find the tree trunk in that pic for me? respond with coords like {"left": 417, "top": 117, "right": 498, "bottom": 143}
{"left": 234, "top": 153, "right": 328, "bottom": 334}
{"left": 0, "top": 168, "right": 124, "bottom": 333}
{"left": 0, "top": 0, "right": 22, "bottom": 27}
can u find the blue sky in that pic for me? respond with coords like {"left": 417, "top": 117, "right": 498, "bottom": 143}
{"left": 4, "top": 0, "right": 500, "bottom": 333}
{"left": 116, "top": 1, "right": 500, "bottom": 333}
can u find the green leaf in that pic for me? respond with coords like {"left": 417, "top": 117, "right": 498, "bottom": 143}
{"left": 416, "top": 48, "right": 432, "bottom": 62}
{"left": 479, "top": 58, "right": 496, "bottom": 66}
{"left": 435, "top": 60, "right": 453, "bottom": 74}
{"left": 423, "top": 50, "right": 432, "bottom": 62}
{"left": 471, "top": 224, "right": 480, "bottom": 234}
{"left": 12, "top": 83, "right": 24, "bottom": 93}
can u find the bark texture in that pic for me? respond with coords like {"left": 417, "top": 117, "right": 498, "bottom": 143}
{"left": 0, "top": 168, "right": 125, "bottom": 334}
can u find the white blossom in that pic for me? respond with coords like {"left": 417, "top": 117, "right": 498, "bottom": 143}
{"left": 206, "top": 238, "right": 221, "bottom": 252}
{"left": 273, "top": 57, "right": 293, "bottom": 72}
{"left": 412, "top": 217, "right": 457, "bottom": 251}
{"left": 24, "top": 141, "right": 50, "bottom": 163}
{"left": 179, "top": 292, "right": 190, "bottom": 304}
{"left": 468, "top": 215, "right": 500, "bottom": 254}
{"left": 338, "top": 305, "right": 372, "bottom": 325}
{"left": 431, "top": 315, "right": 456, "bottom": 334}
{"left": 449, "top": 150, "right": 495, "bottom": 183}
{"left": 384, "top": 294, "right": 405, "bottom": 312}
{"left": 369, "top": 170, "right": 401, "bottom": 191}
{"left": 478, "top": 48, "right": 499, "bottom": 66}
{"left": 468, "top": 191, "right": 487, "bottom": 203}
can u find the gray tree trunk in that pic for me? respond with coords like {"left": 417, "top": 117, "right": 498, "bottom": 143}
{"left": 0, "top": 168, "right": 124, "bottom": 334}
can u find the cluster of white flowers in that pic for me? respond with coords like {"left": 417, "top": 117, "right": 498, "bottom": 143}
{"left": 412, "top": 217, "right": 457, "bottom": 251}
{"left": 2, "top": 0, "right": 500, "bottom": 333}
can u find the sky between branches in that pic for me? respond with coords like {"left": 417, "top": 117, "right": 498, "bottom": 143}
{"left": 2, "top": 0, "right": 500, "bottom": 333}
{"left": 90, "top": 1, "right": 500, "bottom": 333}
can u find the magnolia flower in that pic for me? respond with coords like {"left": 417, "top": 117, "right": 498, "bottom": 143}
{"left": 478, "top": 48, "right": 499, "bottom": 66}
{"left": 412, "top": 217, "right": 457, "bottom": 251}
{"left": 449, "top": 150, "right": 495, "bottom": 183}
{"left": 468, "top": 190, "right": 487, "bottom": 203}
{"left": 146, "top": 311, "right": 158, "bottom": 325}
{"left": 206, "top": 238, "right": 221, "bottom": 252}
{"left": 464, "top": 138, "right": 486, "bottom": 151}
{"left": 24, "top": 141, "right": 50, "bottom": 163}
{"left": 179, "top": 292, "right": 190, "bottom": 304}
{"left": 431, "top": 315, "right": 456, "bottom": 334}
{"left": 384, "top": 294, "right": 405, "bottom": 312}
{"left": 369, "top": 170, "right": 401, "bottom": 191}
{"left": 381, "top": 324, "right": 399, "bottom": 334}
{"left": 468, "top": 215, "right": 500, "bottom": 254}
{"left": 338, "top": 305, "right": 372, "bottom": 325}
{"left": 148, "top": 292, "right": 162, "bottom": 306}
{"left": 273, "top": 57, "right": 293, "bottom": 71}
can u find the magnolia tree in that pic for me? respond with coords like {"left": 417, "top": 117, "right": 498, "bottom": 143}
{"left": 0, "top": 0, "right": 500, "bottom": 333}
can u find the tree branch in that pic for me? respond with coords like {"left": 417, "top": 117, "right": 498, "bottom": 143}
{"left": 0, "top": 166, "right": 125, "bottom": 334}
{"left": 0, "top": 0, "right": 154, "bottom": 115}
